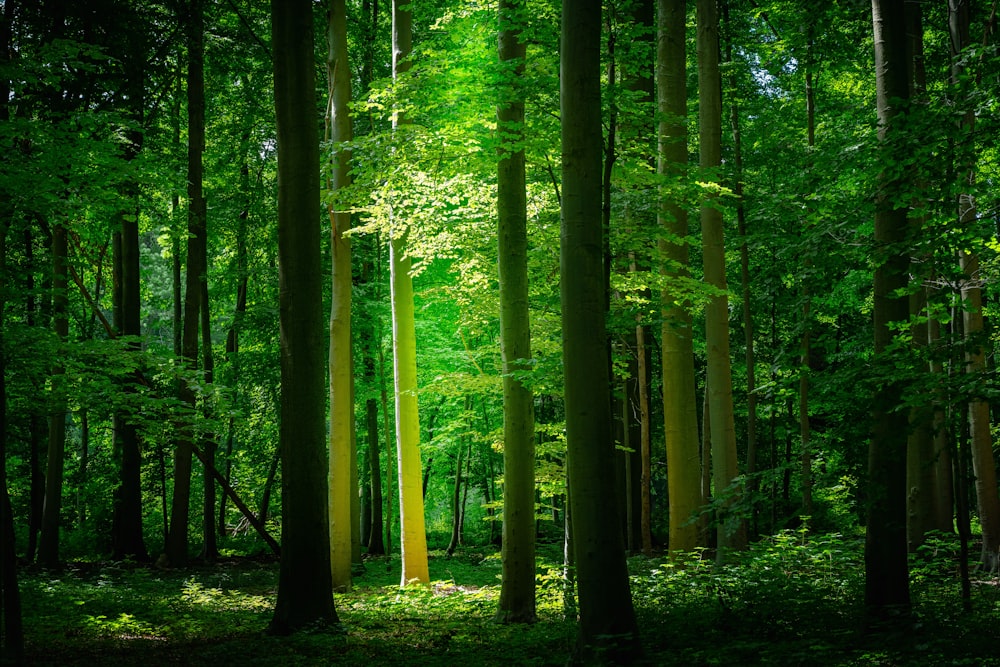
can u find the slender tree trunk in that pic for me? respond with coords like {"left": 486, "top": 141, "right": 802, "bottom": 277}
{"left": 268, "top": 0, "right": 340, "bottom": 634}
{"left": 949, "top": 0, "right": 1000, "bottom": 572}
{"left": 445, "top": 429, "right": 467, "bottom": 556}
{"left": 326, "top": 0, "right": 355, "bottom": 592}
{"left": 390, "top": 0, "right": 429, "bottom": 587}
{"left": 1, "top": 217, "right": 26, "bottom": 661}
{"left": 37, "top": 223, "right": 68, "bottom": 568}
{"left": 25, "top": 230, "right": 44, "bottom": 560}
{"left": 359, "top": 242, "right": 387, "bottom": 556}
{"left": 904, "top": 0, "right": 942, "bottom": 551}
{"left": 220, "top": 156, "right": 249, "bottom": 536}
{"left": 561, "top": 3, "right": 640, "bottom": 660}
{"left": 799, "top": 59, "right": 816, "bottom": 519}
{"left": 865, "top": 0, "right": 912, "bottom": 617}
{"left": 697, "top": 0, "right": 746, "bottom": 554}
{"left": 111, "top": 23, "right": 149, "bottom": 562}
{"left": 722, "top": 1, "right": 758, "bottom": 530}
{"left": 200, "top": 277, "right": 218, "bottom": 562}
{"left": 658, "top": 0, "right": 702, "bottom": 555}
{"left": 166, "top": 0, "right": 206, "bottom": 567}
{"left": 495, "top": 0, "right": 537, "bottom": 624}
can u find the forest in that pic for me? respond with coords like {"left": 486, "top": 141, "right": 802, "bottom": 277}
{"left": 2, "top": 0, "right": 1000, "bottom": 664}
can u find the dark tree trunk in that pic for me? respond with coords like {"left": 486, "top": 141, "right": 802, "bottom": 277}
{"left": 865, "top": 0, "right": 912, "bottom": 618}
{"left": 561, "top": 2, "right": 640, "bottom": 661}
{"left": 166, "top": 0, "right": 206, "bottom": 568}
{"left": 111, "top": 36, "right": 148, "bottom": 559}
{"left": 37, "top": 222, "right": 68, "bottom": 568}
{"left": 366, "top": 398, "right": 385, "bottom": 555}
{"left": 268, "top": 0, "right": 339, "bottom": 633}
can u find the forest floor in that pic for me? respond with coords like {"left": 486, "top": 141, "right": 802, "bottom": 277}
{"left": 14, "top": 530, "right": 1000, "bottom": 666}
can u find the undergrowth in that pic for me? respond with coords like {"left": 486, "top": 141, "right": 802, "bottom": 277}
{"left": 14, "top": 531, "right": 1000, "bottom": 665}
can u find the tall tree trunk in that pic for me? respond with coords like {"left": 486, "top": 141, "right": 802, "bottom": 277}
{"left": 799, "top": 61, "right": 816, "bottom": 519}
{"left": 495, "top": 0, "right": 537, "bottom": 624}
{"left": 390, "top": 0, "right": 430, "bottom": 587}
{"left": 37, "top": 223, "right": 68, "bottom": 568}
{"left": 697, "top": 0, "right": 746, "bottom": 554}
{"left": 722, "top": 1, "right": 758, "bottom": 532}
{"left": 366, "top": 398, "right": 386, "bottom": 554}
{"left": 1, "top": 217, "right": 26, "bottom": 661}
{"left": 220, "top": 152, "right": 250, "bottom": 537}
{"left": 268, "top": 0, "right": 340, "bottom": 634}
{"left": 166, "top": 0, "right": 206, "bottom": 567}
{"left": 326, "top": 0, "right": 355, "bottom": 592}
{"left": 865, "top": 0, "right": 912, "bottom": 617}
{"left": 25, "top": 231, "right": 44, "bottom": 560}
{"left": 200, "top": 276, "right": 218, "bottom": 562}
{"left": 950, "top": 0, "right": 1000, "bottom": 573}
{"left": 111, "top": 18, "right": 149, "bottom": 562}
{"left": 905, "top": 0, "right": 947, "bottom": 549}
{"left": 561, "top": 2, "right": 640, "bottom": 661}
{"left": 658, "top": 0, "right": 702, "bottom": 555}
{"left": 445, "top": 418, "right": 467, "bottom": 556}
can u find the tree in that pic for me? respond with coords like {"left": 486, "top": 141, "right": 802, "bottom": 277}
{"left": 268, "top": 0, "right": 339, "bottom": 633}
{"left": 949, "top": 0, "right": 1000, "bottom": 573}
{"left": 561, "top": 1, "right": 640, "bottom": 661}
{"left": 326, "top": 0, "right": 355, "bottom": 592}
{"left": 1, "top": 220, "right": 25, "bottom": 661}
{"left": 494, "top": 0, "right": 536, "bottom": 625}
{"left": 865, "top": 0, "right": 912, "bottom": 617}
{"left": 166, "top": 0, "right": 207, "bottom": 568}
{"left": 697, "top": 0, "right": 746, "bottom": 554}
{"left": 111, "top": 4, "right": 149, "bottom": 563}
{"left": 658, "top": 0, "right": 702, "bottom": 555}
{"left": 390, "top": 0, "right": 430, "bottom": 588}
{"left": 38, "top": 224, "right": 69, "bottom": 568}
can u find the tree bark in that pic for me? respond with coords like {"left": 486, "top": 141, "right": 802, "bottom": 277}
{"left": 658, "top": 0, "right": 702, "bottom": 555}
{"left": 37, "top": 222, "right": 68, "bottom": 568}
{"left": 697, "top": 0, "right": 746, "bottom": 554}
{"left": 495, "top": 0, "right": 537, "bottom": 624}
{"left": 390, "top": 0, "right": 430, "bottom": 587}
{"left": 268, "top": 0, "right": 340, "bottom": 634}
{"left": 949, "top": 0, "right": 1000, "bottom": 573}
{"left": 1, "top": 217, "right": 26, "bottom": 661}
{"left": 166, "top": 0, "right": 206, "bottom": 568}
{"left": 865, "top": 0, "right": 912, "bottom": 617}
{"left": 561, "top": 2, "right": 640, "bottom": 661}
{"left": 327, "top": 0, "right": 355, "bottom": 592}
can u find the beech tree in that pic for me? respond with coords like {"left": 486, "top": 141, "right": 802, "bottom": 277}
{"left": 390, "top": 0, "right": 430, "bottom": 588}
{"left": 561, "top": 1, "right": 640, "bottom": 660}
{"left": 268, "top": 0, "right": 339, "bottom": 633}
{"left": 697, "top": 0, "right": 746, "bottom": 554}
{"left": 865, "top": 0, "right": 912, "bottom": 617}
{"left": 658, "top": 0, "right": 702, "bottom": 555}
{"left": 165, "top": 0, "right": 206, "bottom": 568}
{"left": 949, "top": 0, "right": 1000, "bottom": 573}
{"left": 326, "top": 0, "right": 355, "bottom": 593}
{"left": 494, "top": 0, "right": 536, "bottom": 625}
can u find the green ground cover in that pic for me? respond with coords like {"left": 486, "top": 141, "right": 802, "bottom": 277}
{"left": 16, "top": 531, "right": 1000, "bottom": 666}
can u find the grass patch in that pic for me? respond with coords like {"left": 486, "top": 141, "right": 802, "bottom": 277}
{"left": 17, "top": 532, "right": 1000, "bottom": 665}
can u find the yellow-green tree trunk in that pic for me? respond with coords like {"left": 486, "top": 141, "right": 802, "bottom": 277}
{"left": 697, "top": 0, "right": 746, "bottom": 553}
{"left": 391, "top": 0, "right": 429, "bottom": 587}
{"left": 326, "top": 0, "right": 354, "bottom": 592}
{"left": 658, "top": 0, "right": 702, "bottom": 555}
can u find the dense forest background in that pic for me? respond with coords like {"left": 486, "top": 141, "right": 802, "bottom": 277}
{"left": 2, "top": 0, "right": 1000, "bottom": 663}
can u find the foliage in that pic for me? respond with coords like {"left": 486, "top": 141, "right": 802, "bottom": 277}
{"left": 17, "top": 535, "right": 1000, "bottom": 666}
